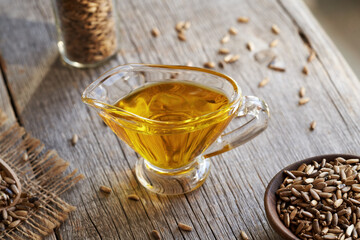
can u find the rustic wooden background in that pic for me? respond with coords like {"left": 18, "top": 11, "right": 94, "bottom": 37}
{"left": 1, "top": 0, "right": 360, "bottom": 239}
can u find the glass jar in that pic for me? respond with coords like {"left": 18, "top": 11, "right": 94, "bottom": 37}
{"left": 52, "top": 0, "right": 118, "bottom": 68}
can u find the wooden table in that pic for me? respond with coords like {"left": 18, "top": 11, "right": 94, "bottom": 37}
{"left": 1, "top": 0, "right": 360, "bottom": 239}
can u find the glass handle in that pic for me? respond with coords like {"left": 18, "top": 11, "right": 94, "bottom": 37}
{"left": 203, "top": 96, "right": 270, "bottom": 158}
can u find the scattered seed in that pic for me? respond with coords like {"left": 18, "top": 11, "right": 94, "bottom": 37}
{"left": 186, "top": 61, "right": 193, "bottom": 66}
{"left": 22, "top": 153, "right": 28, "bottom": 161}
{"left": 254, "top": 49, "right": 276, "bottom": 64}
{"left": 184, "top": 21, "right": 191, "bottom": 30}
{"left": 218, "top": 48, "right": 230, "bottom": 55}
{"left": 268, "top": 58, "right": 285, "bottom": 72}
{"left": 221, "top": 34, "right": 230, "bottom": 44}
{"left": 271, "top": 24, "right": 280, "bottom": 34}
{"left": 246, "top": 42, "right": 254, "bottom": 51}
{"left": 258, "top": 77, "right": 270, "bottom": 88}
{"left": 237, "top": 17, "right": 249, "bottom": 23}
{"left": 302, "top": 66, "right": 309, "bottom": 75}
{"left": 71, "top": 134, "right": 78, "bottom": 146}
{"left": 203, "top": 62, "right": 215, "bottom": 69}
{"left": 310, "top": 121, "right": 316, "bottom": 131}
{"left": 175, "top": 21, "right": 185, "bottom": 32}
{"left": 269, "top": 39, "right": 279, "bottom": 48}
{"left": 299, "top": 97, "right": 310, "bottom": 105}
{"left": 99, "top": 185, "right": 112, "bottom": 194}
{"left": 151, "top": 230, "right": 161, "bottom": 240}
{"left": 218, "top": 61, "right": 225, "bottom": 69}
{"left": 151, "top": 28, "right": 160, "bottom": 37}
{"left": 178, "top": 222, "right": 192, "bottom": 231}
{"left": 177, "top": 33, "right": 186, "bottom": 41}
{"left": 229, "top": 27, "right": 238, "bottom": 35}
{"left": 127, "top": 194, "right": 140, "bottom": 201}
{"left": 224, "top": 54, "right": 239, "bottom": 63}
{"left": 299, "top": 87, "right": 306, "bottom": 98}
{"left": 308, "top": 50, "right": 316, "bottom": 62}
{"left": 240, "top": 230, "right": 249, "bottom": 240}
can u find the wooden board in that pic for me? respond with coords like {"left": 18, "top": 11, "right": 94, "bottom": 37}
{"left": 1, "top": 0, "right": 360, "bottom": 239}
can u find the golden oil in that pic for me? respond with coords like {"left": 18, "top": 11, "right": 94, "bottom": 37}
{"left": 102, "top": 81, "right": 233, "bottom": 170}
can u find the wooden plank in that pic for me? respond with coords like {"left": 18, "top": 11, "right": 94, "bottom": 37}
{"left": 1, "top": 0, "right": 360, "bottom": 239}
{"left": 0, "top": 74, "right": 16, "bottom": 125}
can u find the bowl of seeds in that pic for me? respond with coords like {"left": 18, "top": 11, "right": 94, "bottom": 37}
{"left": 0, "top": 158, "right": 21, "bottom": 210}
{"left": 265, "top": 154, "right": 360, "bottom": 240}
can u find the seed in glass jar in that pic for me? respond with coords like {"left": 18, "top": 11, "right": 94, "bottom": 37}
{"left": 71, "top": 134, "right": 78, "bottom": 146}
{"left": 240, "top": 230, "right": 249, "bottom": 240}
{"left": 302, "top": 66, "right": 309, "bottom": 75}
{"left": 151, "top": 27, "right": 160, "bottom": 37}
{"left": 246, "top": 42, "right": 254, "bottom": 51}
{"left": 271, "top": 24, "right": 280, "bottom": 34}
{"left": 221, "top": 34, "right": 230, "bottom": 44}
{"left": 258, "top": 77, "right": 269, "bottom": 88}
{"left": 99, "top": 185, "right": 111, "bottom": 194}
{"left": 269, "top": 39, "right": 279, "bottom": 48}
{"left": 237, "top": 17, "right": 249, "bottom": 23}
{"left": 310, "top": 121, "right": 316, "bottom": 131}
{"left": 127, "top": 194, "right": 140, "bottom": 201}
{"left": 151, "top": 230, "right": 161, "bottom": 240}
{"left": 228, "top": 27, "right": 238, "bottom": 35}
{"left": 218, "top": 48, "right": 230, "bottom": 55}
{"left": 203, "top": 62, "right": 215, "bottom": 69}
{"left": 178, "top": 222, "right": 192, "bottom": 231}
{"left": 299, "top": 98, "right": 310, "bottom": 105}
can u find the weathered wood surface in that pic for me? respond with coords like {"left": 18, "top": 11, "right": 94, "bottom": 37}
{"left": 1, "top": 0, "right": 360, "bottom": 239}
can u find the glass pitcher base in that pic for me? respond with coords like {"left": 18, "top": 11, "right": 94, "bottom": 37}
{"left": 135, "top": 157, "right": 211, "bottom": 195}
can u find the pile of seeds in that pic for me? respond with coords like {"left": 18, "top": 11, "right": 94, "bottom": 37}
{"left": 277, "top": 157, "right": 360, "bottom": 240}
{"left": 0, "top": 167, "right": 41, "bottom": 231}
{"left": 0, "top": 171, "right": 19, "bottom": 208}
{"left": 0, "top": 192, "right": 41, "bottom": 231}
{"left": 55, "top": 0, "right": 118, "bottom": 64}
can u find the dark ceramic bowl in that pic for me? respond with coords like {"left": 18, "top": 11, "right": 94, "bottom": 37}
{"left": 264, "top": 154, "right": 360, "bottom": 240}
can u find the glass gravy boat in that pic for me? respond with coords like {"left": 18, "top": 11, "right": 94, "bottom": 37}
{"left": 82, "top": 64, "right": 270, "bottom": 195}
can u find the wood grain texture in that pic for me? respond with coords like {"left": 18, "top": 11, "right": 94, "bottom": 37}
{"left": 1, "top": 0, "right": 360, "bottom": 239}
